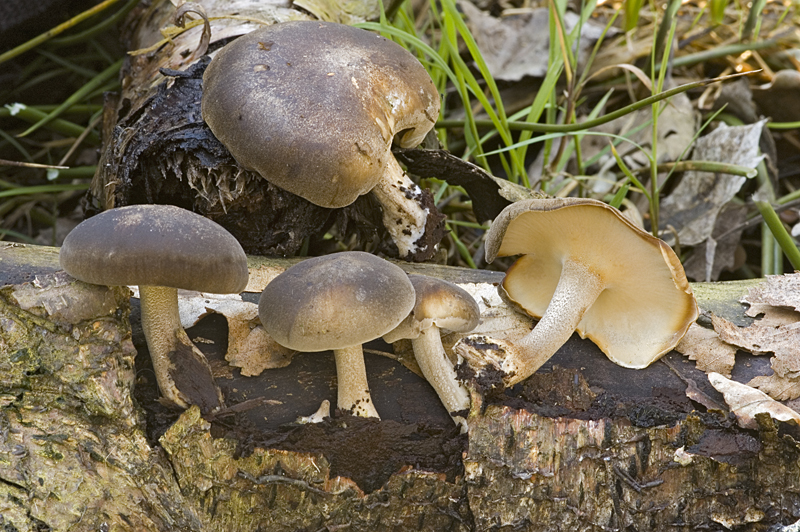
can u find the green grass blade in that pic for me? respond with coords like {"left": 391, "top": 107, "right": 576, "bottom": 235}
{"left": 0, "top": 0, "right": 127, "bottom": 65}
{"left": 48, "top": 0, "right": 140, "bottom": 47}
{"left": 755, "top": 199, "right": 800, "bottom": 270}
{"left": 0, "top": 183, "right": 90, "bottom": 199}
{"left": 18, "top": 58, "right": 122, "bottom": 138}
{"left": 3, "top": 104, "right": 100, "bottom": 143}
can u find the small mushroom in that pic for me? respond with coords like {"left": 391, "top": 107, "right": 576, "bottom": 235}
{"left": 459, "top": 197, "right": 698, "bottom": 386}
{"left": 258, "top": 251, "right": 415, "bottom": 418}
{"left": 383, "top": 275, "right": 479, "bottom": 429}
{"left": 59, "top": 204, "right": 248, "bottom": 412}
{"left": 202, "top": 21, "right": 444, "bottom": 260}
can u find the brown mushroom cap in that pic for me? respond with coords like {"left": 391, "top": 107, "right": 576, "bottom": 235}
{"left": 202, "top": 21, "right": 440, "bottom": 209}
{"left": 384, "top": 274, "right": 480, "bottom": 342}
{"left": 259, "top": 251, "right": 416, "bottom": 351}
{"left": 60, "top": 204, "right": 248, "bottom": 294}
{"left": 486, "top": 197, "right": 697, "bottom": 368}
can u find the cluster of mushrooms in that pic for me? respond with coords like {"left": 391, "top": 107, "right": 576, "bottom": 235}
{"left": 58, "top": 21, "right": 700, "bottom": 432}
{"left": 58, "top": 195, "right": 699, "bottom": 432}
{"left": 58, "top": 204, "right": 479, "bottom": 429}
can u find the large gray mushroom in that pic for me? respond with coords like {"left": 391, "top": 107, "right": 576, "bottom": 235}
{"left": 258, "top": 251, "right": 415, "bottom": 418}
{"left": 202, "top": 20, "right": 443, "bottom": 260}
{"left": 60, "top": 204, "right": 249, "bottom": 413}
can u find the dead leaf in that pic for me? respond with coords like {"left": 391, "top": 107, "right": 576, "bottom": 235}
{"left": 292, "top": 0, "right": 380, "bottom": 25}
{"left": 675, "top": 322, "right": 737, "bottom": 378}
{"left": 746, "top": 374, "right": 800, "bottom": 402}
{"left": 712, "top": 313, "right": 800, "bottom": 380}
{"left": 742, "top": 272, "right": 800, "bottom": 315}
{"left": 580, "top": 89, "right": 697, "bottom": 173}
{"left": 660, "top": 119, "right": 767, "bottom": 247}
{"left": 708, "top": 372, "right": 800, "bottom": 429}
{"left": 751, "top": 69, "right": 800, "bottom": 123}
{"left": 457, "top": 3, "right": 607, "bottom": 82}
{"left": 682, "top": 203, "right": 747, "bottom": 282}
{"left": 684, "top": 378, "right": 726, "bottom": 411}
{"left": 227, "top": 321, "right": 296, "bottom": 376}
{"left": 138, "top": 289, "right": 298, "bottom": 376}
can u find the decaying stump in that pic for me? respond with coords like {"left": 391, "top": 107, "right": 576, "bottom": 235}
{"left": 89, "top": 0, "right": 447, "bottom": 259}
{"left": 2, "top": 242, "right": 800, "bottom": 531}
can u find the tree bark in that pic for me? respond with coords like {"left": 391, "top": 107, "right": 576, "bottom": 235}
{"left": 3, "top": 243, "right": 799, "bottom": 531}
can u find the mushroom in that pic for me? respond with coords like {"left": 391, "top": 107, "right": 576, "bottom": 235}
{"left": 202, "top": 20, "right": 444, "bottom": 260}
{"left": 258, "top": 251, "right": 415, "bottom": 418}
{"left": 59, "top": 204, "right": 248, "bottom": 412}
{"left": 458, "top": 197, "right": 698, "bottom": 386}
{"left": 383, "top": 275, "right": 479, "bottom": 429}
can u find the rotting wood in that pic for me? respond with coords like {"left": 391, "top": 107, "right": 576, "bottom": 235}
{"left": 2, "top": 243, "right": 799, "bottom": 531}
{"left": 87, "top": 0, "right": 449, "bottom": 260}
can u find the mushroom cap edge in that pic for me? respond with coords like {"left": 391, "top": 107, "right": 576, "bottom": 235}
{"left": 59, "top": 204, "right": 249, "bottom": 294}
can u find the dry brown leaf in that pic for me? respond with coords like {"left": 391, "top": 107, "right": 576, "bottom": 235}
{"left": 457, "top": 3, "right": 607, "bottom": 82}
{"left": 743, "top": 302, "right": 800, "bottom": 326}
{"left": 660, "top": 120, "right": 766, "bottom": 247}
{"left": 684, "top": 378, "right": 726, "bottom": 411}
{"left": 153, "top": 290, "right": 297, "bottom": 376}
{"left": 682, "top": 203, "right": 747, "bottom": 282}
{"left": 226, "top": 320, "right": 296, "bottom": 376}
{"left": 746, "top": 374, "right": 800, "bottom": 402}
{"left": 708, "top": 372, "right": 800, "bottom": 429}
{"left": 675, "top": 323, "right": 737, "bottom": 378}
{"left": 742, "top": 272, "right": 800, "bottom": 315}
{"left": 711, "top": 313, "right": 800, "bottom": 380}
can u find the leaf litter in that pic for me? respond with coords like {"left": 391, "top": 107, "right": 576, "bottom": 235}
{"left": 679, "top": 274, "right": 800, "bottom": 418}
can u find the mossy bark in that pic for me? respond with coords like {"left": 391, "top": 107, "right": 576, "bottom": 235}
{"left": 2, "top": 243, "right": 797, "bottom": 531}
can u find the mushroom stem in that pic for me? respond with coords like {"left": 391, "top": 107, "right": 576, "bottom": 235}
{"left": 138, "top": 285, "right": 224, "bottom": 412}
{"left": 411, "top": 328, "right": 470, "bottom": 429}
{"left": 372, "top": 157, "right": 429, "bottom": 259}
{"left": 333, "top": 345, "right": 380, "bottom": 418}
{"left": 503, "top": 259, "right": 604, "bottom": 386}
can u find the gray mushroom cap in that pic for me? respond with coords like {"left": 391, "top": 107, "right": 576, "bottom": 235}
{"left": 202, "top": 21, "right": 440, "bottom": 208}
{"left": 384, "top": 274, "right": 480, "bottom": 343}
{"left": 259, "top": 251, "right": 416, "bottom": 351}
{"left": 60, "top": 204, "right": 248, "bottom": 294}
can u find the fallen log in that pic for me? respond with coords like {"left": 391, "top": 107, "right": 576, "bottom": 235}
{"left": 2, "top": 243, "right": 799, "bottom": 531}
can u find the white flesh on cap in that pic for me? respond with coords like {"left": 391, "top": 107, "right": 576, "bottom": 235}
{"left": 371, "top": 157, "right": 429, "bottom": 258}
{"left": 411, "top": 328, "right": 470, "bottom": 430}
{"left": 501, "top": 259, "right": 604, "bottom": 386}
{"left": 334, "top": 345, "right": 380, "bottom": 418}
{"left": 139, "top": 285, "right": 224, "bottom": 410}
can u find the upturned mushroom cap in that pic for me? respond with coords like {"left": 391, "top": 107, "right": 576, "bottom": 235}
{"left": 202, "top": 21, "right": 440, "bottom": 209}
{"left": 60, "top": 204, "right": 248, "bottom": 293}
{"left": 259, "top": 251, "right": 416, "bottom": 351}
{"left": 485, "top": 197, "right": 697, "bottom": 368}
{"left": 384, "top": 274, "right": 480, "bottom": 343}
